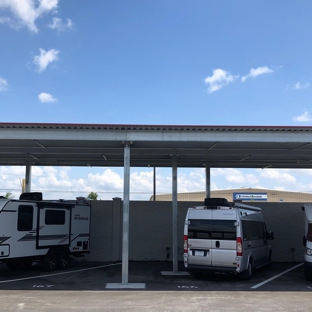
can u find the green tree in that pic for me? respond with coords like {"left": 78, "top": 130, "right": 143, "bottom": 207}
{"left": 4, "top": 192, "right": 14, "bottom": 199}
{"left": 87, "top": 192, "right": 98, "bottom": 200}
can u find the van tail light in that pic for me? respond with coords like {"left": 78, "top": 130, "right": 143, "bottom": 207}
{"left": 184, "top": 235, "right": 188, "bottom": 253}
{"left": 236, "top": 237, "right": 242, "bottom": 256}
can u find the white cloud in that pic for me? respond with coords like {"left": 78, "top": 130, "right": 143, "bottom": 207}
{"left": 0, "top": 16, "right": 19, "bottom": 29}
{"left": 241, "top": 66, "right": 273, "bottom": 82}
{"left": 34, "top": 48, "right": 59, "bottom": 72}
{"left": 245, "top": 173, "right": 259, "bottom": 185}
{"left": 0, "top": 0, "right": 59, "bottom": 33}
{"left": 48, "top": 17, "right": 73, "bottom": 31}
{"left": 293, "top": 111, "right": 312, "bottom": 122}
{"left": 260, "top": 169, "right": 296, "bottom": 184}
{"left": 38, "top": 92, "right": 57, "bottom": 103}
{"left": 2, "top": 166, "right": 312, "bottom": 201}
{"left": 0, "top": 76, "right": 8, "bottom": 91}
{"left": 204, "top": 69, "right": 239, "bottom": 93}
{"left": 293, "top": 82, "right": 310, "bottom": 90}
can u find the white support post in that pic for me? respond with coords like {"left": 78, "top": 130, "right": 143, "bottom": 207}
{"left": 172, "top": 154, "right": 178, "bottom": 273}
{"left": 153, "top": 167, "right": 156, "bottom": 201}
{"left": 205, "top": 164, "right": 211, "bottom": 198}
{"left": 25, "top": 163, "right": 32, "bottom": 193}
{"left": 106, "top": 143, "right": 145, "bottom": 289}
{"left": 122, "top": 143, "right": 130, "bottom": 285}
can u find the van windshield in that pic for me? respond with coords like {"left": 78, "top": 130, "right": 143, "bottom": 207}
{"left": 307, "top": 223, "right": 312, "bottom": 242}
{"left": 188, "top": 219, "right": 236, "bottom": 240}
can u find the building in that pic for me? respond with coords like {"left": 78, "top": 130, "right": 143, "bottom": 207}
{"left": 151, "top": 187, "right": 312, "bottom": 203}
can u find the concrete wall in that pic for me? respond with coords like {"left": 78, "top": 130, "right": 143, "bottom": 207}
{"left": 84, "top": 200, "right": 305, "bottom": 263}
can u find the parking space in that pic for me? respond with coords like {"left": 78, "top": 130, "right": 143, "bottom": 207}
{"left": 0, "top": 261, "right": 310, "bottom": 292}
{"left": 0, "top": 261, "right": 311, "bottom": 311}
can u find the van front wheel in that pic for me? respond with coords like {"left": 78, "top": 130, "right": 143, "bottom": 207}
{"left": 240, "top": 262, "right": 252, "bottom": 280}
{"left": 304, "top": 264, "right": 312, "bottom": 281}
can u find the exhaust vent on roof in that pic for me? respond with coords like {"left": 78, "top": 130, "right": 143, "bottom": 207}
{"left": 19, "top": 192, "right": 43, "bottom": 201}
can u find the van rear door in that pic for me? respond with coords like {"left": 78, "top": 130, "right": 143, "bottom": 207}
{"left": 187, "top": 210, "right": 213, "bottom": 267}
{"left": 210, "top": 210, "right": 237, "bottom": 268}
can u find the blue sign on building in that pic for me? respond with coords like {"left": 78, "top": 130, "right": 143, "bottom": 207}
{"left": 233, "top": 192, "right": 267, "bottom": 201}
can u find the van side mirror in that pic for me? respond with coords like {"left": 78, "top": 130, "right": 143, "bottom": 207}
{"left": 266, "top": 231, "right": 274, "bottom": 240}
{"left": 303, "top": 235, "right": 307, "bottom": 247}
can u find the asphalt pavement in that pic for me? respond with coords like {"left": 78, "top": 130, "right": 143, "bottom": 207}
{"left": 0, "top": 261, "right": 310, "bottom": 311}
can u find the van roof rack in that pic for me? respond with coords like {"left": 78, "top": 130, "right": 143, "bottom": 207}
{"left": 204, "top": 197, "right": 229, "bottom": 207}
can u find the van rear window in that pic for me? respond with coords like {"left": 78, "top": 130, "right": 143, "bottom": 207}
{"left": 188, "top": 219, "right": 236, "bottom": 240}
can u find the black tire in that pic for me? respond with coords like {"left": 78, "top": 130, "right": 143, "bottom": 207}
{"left": 240, "top": 261, "right": 252, "bottom": 280}
{"left": 304, "top": 264, "right": 312, "bottom": 281}
{"left": 190, "top": 270, "right": 203, "bottom": 277}
{"left": 56, "top": 252, "right": 70, "bottom": 270}
{"left": 267, "top": 252, "right": 272, "bottom": 269}
{"left": 6, "top": 259, "right": 20, "bottom": 270}
{"left": 42, "top": 253, "right": 57, "bottom": 271}
{"left": 20, "top": 258, "right": 33, "bottom": 269}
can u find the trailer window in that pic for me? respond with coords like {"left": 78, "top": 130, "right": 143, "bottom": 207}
{"left": 18, "top": 205, "right": 33, "bottom": 231}
{"left": 45, "top": 209, "right": 65, "bottom": 225}
{"left": 188, "top": 219, "right": 236, "bottom": 240}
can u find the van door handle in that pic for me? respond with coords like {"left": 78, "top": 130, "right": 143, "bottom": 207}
{"left": 215, "top": 241, "right": 220, "bottom": 248}
{"left": 248, "top": 243, "right": 252, "bottom": 247}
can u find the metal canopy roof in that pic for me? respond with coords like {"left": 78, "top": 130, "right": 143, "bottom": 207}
{"left": 1, "top": 122, "right": 312, "bottom": 168}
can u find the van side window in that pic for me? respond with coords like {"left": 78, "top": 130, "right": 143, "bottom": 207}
{"left": 307, "top": 223, "right": 312, "bottom": 242}
{"left": 45, "top": 209, "right": 65, "bottom": 225}
{"left": 18, "top": 205, "right": 33, "bottom": 231}
{"left": 242, "top": 221, "right": 265, "bottom": 240}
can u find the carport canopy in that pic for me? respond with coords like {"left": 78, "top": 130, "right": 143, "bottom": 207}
{"left": 2, "top": 122, "right": 312, "bottom": 287}
{"left": 1, "top": 123, "right": 312, "bottom": 168}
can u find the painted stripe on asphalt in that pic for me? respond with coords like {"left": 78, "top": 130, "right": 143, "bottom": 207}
{"left": 0, "top": 262, "right": 121, "bottom": 284}
{"left": 251, "top": 263, "right": 303, "bottom": 289}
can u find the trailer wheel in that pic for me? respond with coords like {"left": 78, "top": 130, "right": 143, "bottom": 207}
{"left": 57, "top": 252, "right": 70, "bottom": 270}
{"left": 6, "top": 259, "right": 20, "bottom": 270}
{"left": 20, "top": 258, "right": 33, "bottom": 269}
{"left": 42, "top": 253, "right": 57, "bottom": 271}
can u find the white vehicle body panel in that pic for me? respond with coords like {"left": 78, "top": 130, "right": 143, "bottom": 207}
{"left": 303, "top": 204, "right": 312, "bottom": 271}
{"left": 0, "top": 197, "right": 91, "bottom": 261}
{"left": 184, "top": 200, "right": 272, "bottom": 275}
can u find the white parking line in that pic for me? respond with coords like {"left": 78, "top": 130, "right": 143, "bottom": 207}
{"left": 0, "top": 262, "right": 121, "bottom": 284}
{"left": 251, "top": 263, "right": 303, "bottom": 289}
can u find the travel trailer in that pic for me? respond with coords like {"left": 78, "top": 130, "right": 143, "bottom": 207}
{"left": 183, "top": 198, "right": 274, "bottom": 279}
{"left": 0, "top": 192, "right": 91, "bottom": 271}
{"left": 302, "top": 204, "right": 312, "bottom": 281}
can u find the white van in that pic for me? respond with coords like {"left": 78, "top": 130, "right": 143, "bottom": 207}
{"left": 302, "top": 204, "right": 312, "bottom": 281}
{"left": 183, "top": 198, "right": 274, "bottom": 279}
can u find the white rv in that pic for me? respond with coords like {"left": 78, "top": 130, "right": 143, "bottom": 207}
{"left": 0, "top": 192, "right": 91, "bottom": 271}
{"left": 183, "top": 198, "right": 274, "bottom": 279}
{"left": 302, "top": 204, "right": 312, "bottom": 281}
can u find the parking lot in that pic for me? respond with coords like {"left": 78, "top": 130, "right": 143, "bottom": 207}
{"left": 0, "top": 261, "right": 311, "bottom": 311}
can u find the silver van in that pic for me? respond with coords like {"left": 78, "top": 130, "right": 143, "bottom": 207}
{"left": 183, "top": 198, "right": 274, "bottom": 279}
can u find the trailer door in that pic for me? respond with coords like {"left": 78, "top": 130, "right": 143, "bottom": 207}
{"left": 37, "top": 206, "right": 71, "bottom": 249}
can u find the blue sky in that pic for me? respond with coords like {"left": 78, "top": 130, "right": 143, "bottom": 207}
{"left": 1, "top": 1, "right": 312, "bottom": 199}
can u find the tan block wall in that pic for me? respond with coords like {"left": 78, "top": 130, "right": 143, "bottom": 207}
{"left": 85, "top": 200, "right": 305, "bottom": 263}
